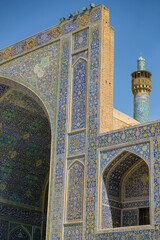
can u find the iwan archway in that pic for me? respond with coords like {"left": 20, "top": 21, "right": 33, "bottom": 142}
{"left": 0, "top": 78, "right": 52, "bottom": 240}
{"left": 101, "top": 150, "right": 150, "bottom": 229}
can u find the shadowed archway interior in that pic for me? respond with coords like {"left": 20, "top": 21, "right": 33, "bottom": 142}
{"left": 0, "top": 83, "right": 51, "bottom": 239}
{"left": 102, "top": 151, "right": 149, "bottom": 229}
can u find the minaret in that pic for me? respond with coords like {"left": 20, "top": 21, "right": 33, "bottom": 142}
{"left": 131, "top": 56, "right": 152, "bottom": 123}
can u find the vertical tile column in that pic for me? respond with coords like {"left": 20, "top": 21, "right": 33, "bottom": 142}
{"left": 49, "top": 37, "right": 70, "bottom": 240}
{"left": 84, "top": 25, "right": 101, "bottom": 240}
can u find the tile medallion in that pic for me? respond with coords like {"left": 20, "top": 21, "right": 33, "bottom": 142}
{"left": 73, "top": 28, "right": 89, "bottom": 52}
{"left": 68, "top": 131, "right": 86, "bottom": 156}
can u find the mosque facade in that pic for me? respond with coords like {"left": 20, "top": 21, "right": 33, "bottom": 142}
{"left": 0, "top": 4, "right": 160, "bottom": 240}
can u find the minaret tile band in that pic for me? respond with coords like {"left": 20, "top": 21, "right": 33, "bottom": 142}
{"left": 131, "top": 56, "right": 152, "bottom": 123}
{"left": 137, "top": 56, "right": 146, "bottom": 70}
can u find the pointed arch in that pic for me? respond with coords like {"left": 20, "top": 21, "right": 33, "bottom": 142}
{"left": 72, "top": 57, "right": 87, "bottom": 67}
{"left": 0, "top": 75, "right": 52, "bottom": 126}
{"left": 68, "top": 159, "right": 84, "bottom": 170}
{"left": 101, "top": 149, "right": 149, "bottom": 177}
{"left": 101, "top": 150, "right": 150, "bottom": 229}
{"left": 0, "top": 76, "right": 52, "bottom": 239}
{"left": 71, "top": 58, "right": 88, "bottom": 131}
{"left": 66, "top": 160, "right": 84, "bottom": 221}
{"left": 9, "top": 226, "right": 31, "bottom": 240}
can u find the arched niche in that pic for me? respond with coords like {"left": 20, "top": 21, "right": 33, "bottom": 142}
{"left": 9, "top": 226, "right": 31, "bottom": 240}
{"left": 71, "top": 58, "right": 87, "bottom": 131}
{"left": 66, "top": 160, "right": 84, "bottom": 222}
{"left": 101, "top": 150, "right": 150, "bottom": 229}
{"left": 0, "top": 78, "right": 52, "bottom": 239}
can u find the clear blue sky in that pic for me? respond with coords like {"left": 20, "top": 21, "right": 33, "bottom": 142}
{"left": 1, "top": 0, "right": 160, "bottom": 121}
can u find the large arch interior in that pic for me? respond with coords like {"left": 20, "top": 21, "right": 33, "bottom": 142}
{"left": 0, "top": 83, "right": 51, "bottom": 239}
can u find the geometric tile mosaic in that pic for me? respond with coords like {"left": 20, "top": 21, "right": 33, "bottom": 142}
{"left": 71, "top": 59, "right": 87, "bottom": 130}
{"left": 0, "top": 40, "right": 60, "bottom": 135}
{"left": 85, "top": 24, "right": 101, "bottom": 240}
{"left": 122, "top": 209, "right": 138, "bottom": 226}
{"left": 134, "top": 98, "right": 149, "bottom": 122}
{"left": 103, "top": 151, "right": 142, "bottom": 201}
{"left": 68, "top": 131, "right": 85, "bottom": 156}
{"left": 0, "top": 8, "right": 101, "bottom": 64}
{"left": 73, "top": 28, "right": 88, "bottom": 52}
{"left": 0, "top": 218, "right": 42, "bottom": 240}
{"left": 67, "top": 155, "right": 85, "bottom": 168}
{"left": 50, "top": 37, "right": 70, "bottom": 239}
{"left": 0, "top": 89, "right": 51, "bottom": 208}
{"left": 67, "top": 161, "right": 84, "bottom": 221}
{"left": 0, "top": 204, "right": 42, "bottom": 225}
{"left": 72, "top": 50, "right": 88, "bottom": 65}
{"left": 123, "top": 161, "right": 149, "bottom": 200}
{"left": 64, "top": 223, "right": 82, "bottom": 240}
{"left": 9, "top": 227, "right": 30, "bottom": 240}
{"left": 101, "top": 151, "right": 149, "bottom": 230}
{"left": 0, "top": 4, "right": 160, "bottom": 240}
{"left": 100, "top": 142, "right": 150, "bottom": 174}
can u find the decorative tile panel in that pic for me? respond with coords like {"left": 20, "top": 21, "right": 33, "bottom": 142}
{"left": 67, "top": 161, "right": 84, "bottom": 221}
{"left": 122, "top": 209, "right": 138, "bottom": 226}
{"left": 50, "top": 37, "right": 70, "bottom": 239}
{"left": 9, "top": 227, "right": 30, "bottom": 240}
{"left": 72, "top": 50, "right": 88, "bottom": 65}
{"left": 68, "top": 131, "right": 85, "bottom": 156}
{"left": 153, "top": 136, "right": 160, "bottom": 227}
{"left": 103, "top": 152, "right": 142, "bottom": 201}
{"left": 0, "top": 204, "right": 42, "bottom": 225}
{"left": 67, "top": 155, "right": 85, "bottom": 168}
{"left": 2, "top": 219, "right": 42, "bottom": 240}
{"left": 50, "top": 154, "right": 65, "bottom": 240}
{"left": 100, "top": 142, "right": 150, "bottom": 174}
{"left": 0, "top": 41, "right": 60, "bottom": 130}
{"left": 71, "top": 59, "right": 87, "bottom": 130}
{"left": 64, "top": 223, "right": 82, "bottom": 240}
{"left": 101, "top": 206, "right": 121, "bottom": 229}
{"left": 134, "top": 98, "right": 149, "bottom": 123}
{"left": 122, "top": 200, "right": 149, "bottom": 209}
{"left": 73, "top": 28, "right": 88, "bottom": 52}
{"left": 85, "top": 24, "right": 100, "bottom": 240}
{"left": 101, "top": 205, "right": 112, "bottom": 229}
{"left": 95, "top": 230, "right": 154, "bottom": 240}
{"left": 101, "top": 151, "right": 150, "bottom": 231}
{"left": 96, "top": 121, "right": 160, "bottom": 240}
{"left": 98, "top": 122, "right": 159, "bottom": 148}
{"left": 0, "top": 7, "right": 101, "bottom": 64}
{"left": 56, "top": 39, "right": 70, "bottom": 154}
{"left": 1, "top": 3, "right": 160, "bottom": 239}
{"left": 124, "top": 161, "right": 149, "bottom": 200}
{"left": 0, "top": 90, "right": 51, "bottom": 208}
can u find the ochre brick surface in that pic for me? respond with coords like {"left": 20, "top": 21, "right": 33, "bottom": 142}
{"left": 100, "top": 6, "right": 114, "bottom": 133}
